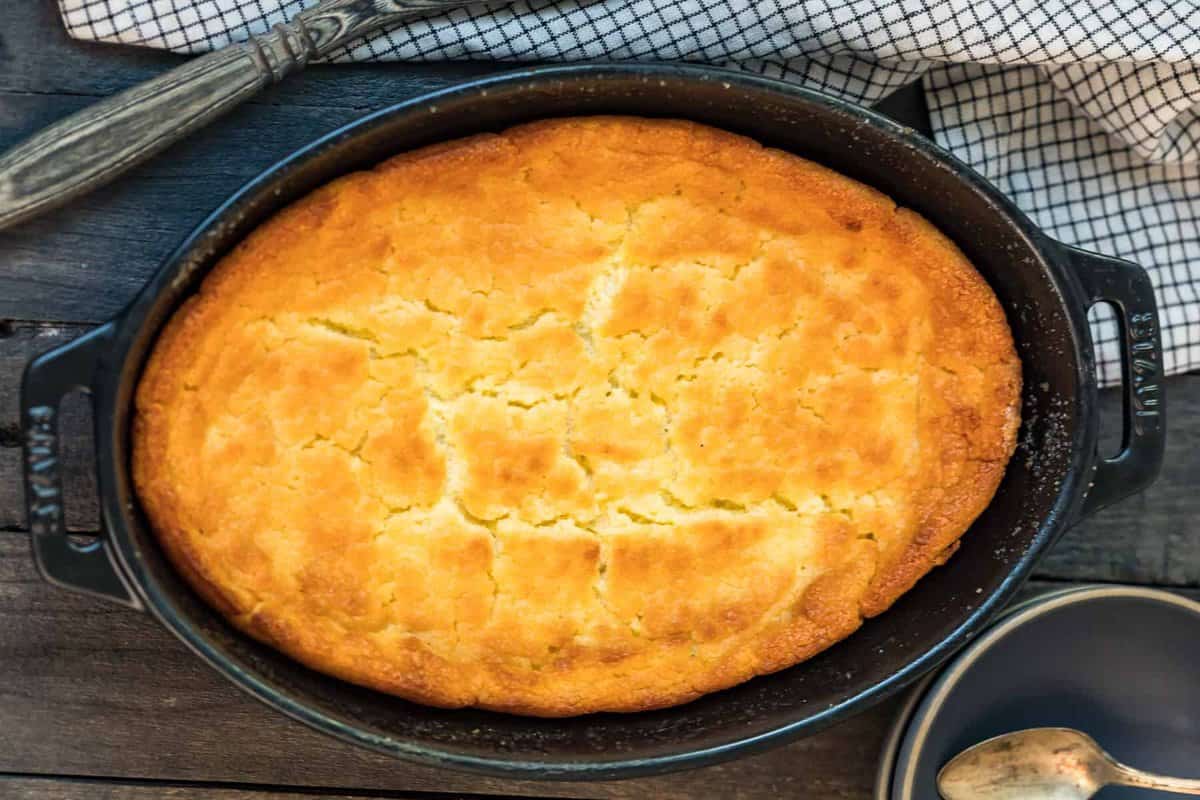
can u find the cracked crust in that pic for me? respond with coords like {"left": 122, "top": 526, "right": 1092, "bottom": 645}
{"left": 133, "top": 117, "right": 1021, "bottom": 716}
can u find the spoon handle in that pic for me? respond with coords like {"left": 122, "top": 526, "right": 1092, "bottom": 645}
{"left": 1112, "top": 763, "right": 1200, "bottom": 795}
{"left": 0, "top": 0, "right": 474, "bottom": 231}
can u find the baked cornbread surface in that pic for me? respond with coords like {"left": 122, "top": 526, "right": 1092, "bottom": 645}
{"left": 134, "top": 116, "right": 1021, "bottom": 716}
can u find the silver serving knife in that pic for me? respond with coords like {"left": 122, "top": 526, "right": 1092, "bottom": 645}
{"left": 0, "top": 0, "right": 487, "bottom": 231}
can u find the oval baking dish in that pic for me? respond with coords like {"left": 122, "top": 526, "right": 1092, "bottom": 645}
{"left": 21, "top": 64, "right": 1165, "bottom": 779}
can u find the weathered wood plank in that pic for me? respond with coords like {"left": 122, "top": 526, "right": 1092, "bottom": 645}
{"left": 0, "top": 0, "right": 498, "bottom": 103}
{"left": 0, "top": 324, "right": 1196, "bottom": 800}
{"left": 0, "top": 536, "right": 893, "bottom": 799}
{"left": 2, "top": 516, "right": 1195, "bottom": 800}
{"left": 0, "top": 0, "right": 928, "bottom": 129}
{"left": 0, "top": 776, "right": 483, "bottom": 800}
{"left": 2, "top": 5, "right": 1195, "bottom": 798}
{"left": 1039, "top": 378, "right": 1200, "bottom": 585}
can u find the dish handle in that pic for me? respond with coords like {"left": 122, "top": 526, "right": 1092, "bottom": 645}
{"left": 1061, "top": 245, "right": 1166, "bottom": 520}
{"left": 21, "top": 322, "right": 142, "bottom": 609}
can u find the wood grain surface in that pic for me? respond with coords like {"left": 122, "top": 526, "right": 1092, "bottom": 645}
{"left": 1, "top": 777, "right": 489, "bottom": 800}
{"left": 1, "top": 1, "right": 1196, "bottom": 798}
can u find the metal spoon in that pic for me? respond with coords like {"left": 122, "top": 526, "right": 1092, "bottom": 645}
{"left": 938, "top": 727, "right": 1200, "bottom": 799}
{"left": 0, "top": 0, "right": 489, "bottom": 230}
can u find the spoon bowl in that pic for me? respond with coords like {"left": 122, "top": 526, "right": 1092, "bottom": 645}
{"left": 938, "top": 727, "right": 1200, "bottom": 800}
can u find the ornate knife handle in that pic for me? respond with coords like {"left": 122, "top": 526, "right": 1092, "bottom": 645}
{"left": 0, "top": 0, "right": 473, "bottom": 231}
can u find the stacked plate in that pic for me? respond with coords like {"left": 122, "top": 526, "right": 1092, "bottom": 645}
{"left": 875, "top": 586, "right": 1200, "bottom": 799}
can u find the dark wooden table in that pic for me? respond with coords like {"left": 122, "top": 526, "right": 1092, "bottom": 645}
{"left": 3, "top": 2, "right": 1198, "bottom": 797}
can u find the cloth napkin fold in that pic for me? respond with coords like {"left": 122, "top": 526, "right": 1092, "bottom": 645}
{"left": 58, "top": 0, "right": 1200, "bottom": 384}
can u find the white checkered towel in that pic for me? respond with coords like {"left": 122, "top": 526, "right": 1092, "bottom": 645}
{"left": 58, "top": 0, "right": 1200, "bottom": 385}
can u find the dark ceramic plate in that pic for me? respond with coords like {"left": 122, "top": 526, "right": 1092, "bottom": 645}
{"left": 878, "top": 586, "right": 1200, "bottom": 799}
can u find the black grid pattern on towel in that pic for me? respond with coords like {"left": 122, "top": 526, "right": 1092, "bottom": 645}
{"left": 927, "top": 64, "right": 1200, "bottom": 385}
{"left": 57, "top": 0, "right": 1200, "bottom": 384}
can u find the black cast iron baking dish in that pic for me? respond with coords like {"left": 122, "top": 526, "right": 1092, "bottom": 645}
{"left": 21, "top": 64, "right": 1166, "bottom": 779}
